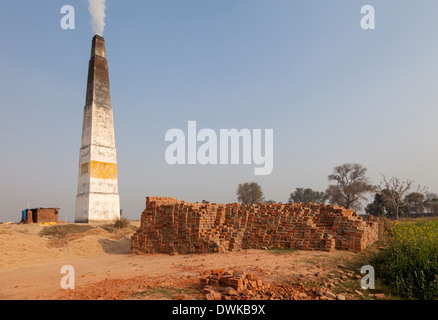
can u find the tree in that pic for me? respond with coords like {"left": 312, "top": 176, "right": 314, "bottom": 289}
{"left": 425, "top": 193, "right": 438, "bottom": 214}
{"left": 365, "top": 189, "right": 399, "bottom": 218}
{"left": 325, "top": 163, "right": 375, "bottom": 211}
{"left": 288, "top": 188, "right": 326, "bottom": 204}
{"left": 365, "top": 192, "right": 386, "bottom": 218}
{"left": 405, "top": 192, "right": 425, "bottom": 215}
{"left": 236, "top": 182, "right": 264, "bottom": 204}
{"left": 378, "top": 175, "right": 427, "bottom": 219}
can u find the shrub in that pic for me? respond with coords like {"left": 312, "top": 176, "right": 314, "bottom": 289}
{"left": 114, "top": 217, "right": 130, "bottom": 229}
{"left": 374, "top": 218, "right": 438, "bottom": 299}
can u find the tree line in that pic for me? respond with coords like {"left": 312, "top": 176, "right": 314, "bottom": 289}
{"left": 234, "top": 163, "right": 438, "bottom": 219}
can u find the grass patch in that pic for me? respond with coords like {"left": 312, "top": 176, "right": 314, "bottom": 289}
{"left": 302, "top": 259, "right": 318, "bottom": 266}
{"left": 39, "top": 224, "right": 94, "bottom": 238}
{"left": 39, "top": 219, "right": 136, "bottom": 239}
{"left": 326, "top": 242, "right": 401, "bottom": 300}
{"left": 267, "top": 248, "right": 296, "bottom": 255}
{"left": 100, "top": 218, "right": 136, "bottom": 233}
{"left": 132, "top": 287, "right": 198, "bottom": 299}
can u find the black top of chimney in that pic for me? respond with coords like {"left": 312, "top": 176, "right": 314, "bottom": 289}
{"left": 91, "top": 35, "right": 106, "bottom": 58}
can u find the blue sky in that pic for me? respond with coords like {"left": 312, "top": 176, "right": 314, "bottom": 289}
{"left": 0, "top": 1, "right": 437, "bottom": 222}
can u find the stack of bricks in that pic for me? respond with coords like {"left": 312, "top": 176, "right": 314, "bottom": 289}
{"left": 130, "top": 197, "right": 383, "bottom": 255}
{"left": 200, "top": 269, "right": 269, "bottom": 300}
{"left": 197, "top": 269, "right": 326, "bottom": 300}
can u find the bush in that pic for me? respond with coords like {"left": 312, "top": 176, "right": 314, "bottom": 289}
{"left": 114, "top": 217, "right": 130, "bottom": 229}
{"left": 374, "top": 219, "right": 438, "bottom": 299}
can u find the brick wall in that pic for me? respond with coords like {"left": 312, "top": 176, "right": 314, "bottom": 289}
{"left": 130, "top": 197, "right": 383, "bottom": 254}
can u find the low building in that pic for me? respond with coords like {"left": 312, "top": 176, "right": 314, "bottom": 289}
{"left": 21, "top": 208, "right": 59, "bottom": 224}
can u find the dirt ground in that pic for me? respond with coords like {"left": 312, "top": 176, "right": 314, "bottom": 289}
{"left": 0, "top": 222, "right": 378, "bottom": 300}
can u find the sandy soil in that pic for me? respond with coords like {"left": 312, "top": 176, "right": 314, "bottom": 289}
{"left": 0, "top": 223, "right": 135, "bottom": 271}
{"left": 0, "top": 222, "right": 361, "bottom": 300}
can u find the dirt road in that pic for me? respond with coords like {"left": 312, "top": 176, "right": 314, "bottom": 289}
{"left": 0, "top": 222, "right": 365, "bottom": 300}
{"left": 0, "top": 248, "right": 357, "bottom": 300}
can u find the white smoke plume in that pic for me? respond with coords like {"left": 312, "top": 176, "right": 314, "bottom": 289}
{"left": 88, "top": 0, "right": 106, "bottom": 36}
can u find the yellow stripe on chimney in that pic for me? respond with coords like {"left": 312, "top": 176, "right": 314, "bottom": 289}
{"left": 90, "top": 160, "right": 117, "bottom": 180}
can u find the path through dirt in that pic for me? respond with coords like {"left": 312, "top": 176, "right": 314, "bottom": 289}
{"left": 0, "top": 248, "right": 357, "bottom": 300}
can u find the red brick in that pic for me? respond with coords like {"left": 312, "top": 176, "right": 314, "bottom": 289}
{"left": 130, "top": 198, "right": 383, "bottom": 255}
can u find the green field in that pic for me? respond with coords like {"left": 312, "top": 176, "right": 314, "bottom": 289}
{"left": 374, "top": 218, "right": 438, "bottom": 300}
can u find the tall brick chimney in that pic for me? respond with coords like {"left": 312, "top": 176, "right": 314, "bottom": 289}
{"left": 75, "top": 35, "right": 120, "bottom": 223}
